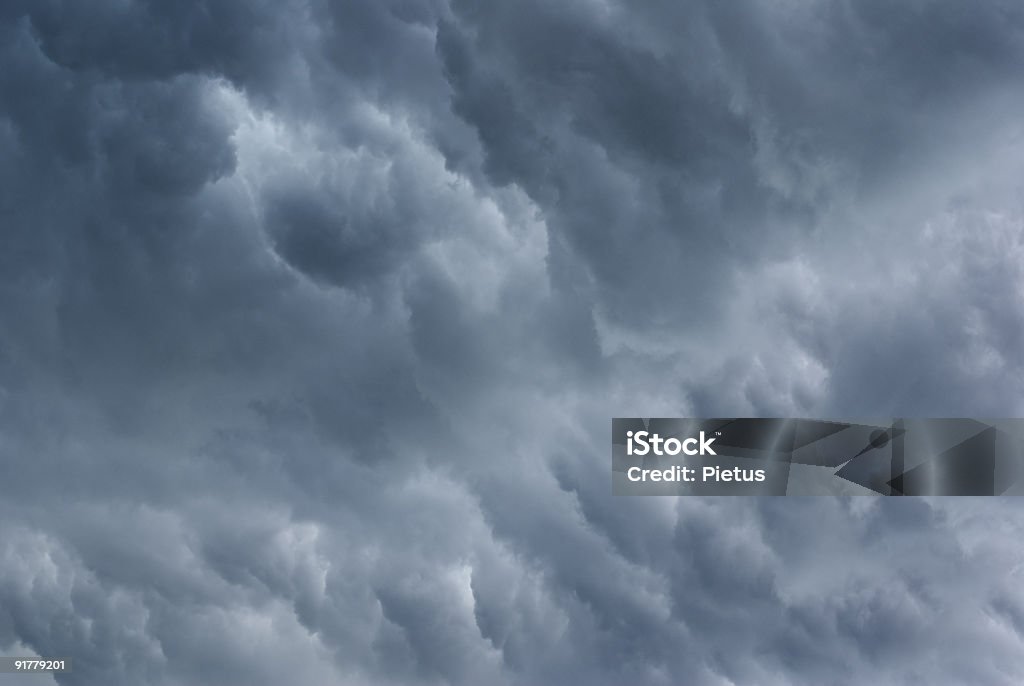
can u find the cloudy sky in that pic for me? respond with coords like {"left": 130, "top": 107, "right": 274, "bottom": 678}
{"left": 2, "top": 1, "right": 1024, "bottom": 684}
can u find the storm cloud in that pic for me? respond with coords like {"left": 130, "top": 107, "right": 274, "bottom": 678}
{"left": 2, "top": 1, "right": 1024, "bottom": 684}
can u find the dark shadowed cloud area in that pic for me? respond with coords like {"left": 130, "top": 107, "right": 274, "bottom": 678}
{"left": 2, "top": 1, "right": 1024, "bottom": 684}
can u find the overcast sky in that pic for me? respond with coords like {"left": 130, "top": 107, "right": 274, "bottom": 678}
{"left": 2, "top": 1, "right": 1024, "bottom": 684}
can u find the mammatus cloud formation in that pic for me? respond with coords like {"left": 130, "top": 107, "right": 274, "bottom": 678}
{"left": 2, "top": 1, "right": 1024, "bottom": 684}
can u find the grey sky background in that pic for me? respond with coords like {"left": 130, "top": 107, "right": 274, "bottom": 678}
{"left": 2, "top": 1, "right": 1024, "bottom": 684}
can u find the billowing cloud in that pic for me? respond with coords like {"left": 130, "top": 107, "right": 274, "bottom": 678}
{"left": 2, "top": 1, "right": 1024, "bottom": 685}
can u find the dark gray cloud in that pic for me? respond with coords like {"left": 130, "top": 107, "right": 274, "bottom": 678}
{"left": 2, "top": 1, "right": 1024, "bottom": 685}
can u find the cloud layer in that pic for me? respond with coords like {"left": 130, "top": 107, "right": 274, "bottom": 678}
{"left": 2, "top": 1, "right": 1024, "bottom": 684}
